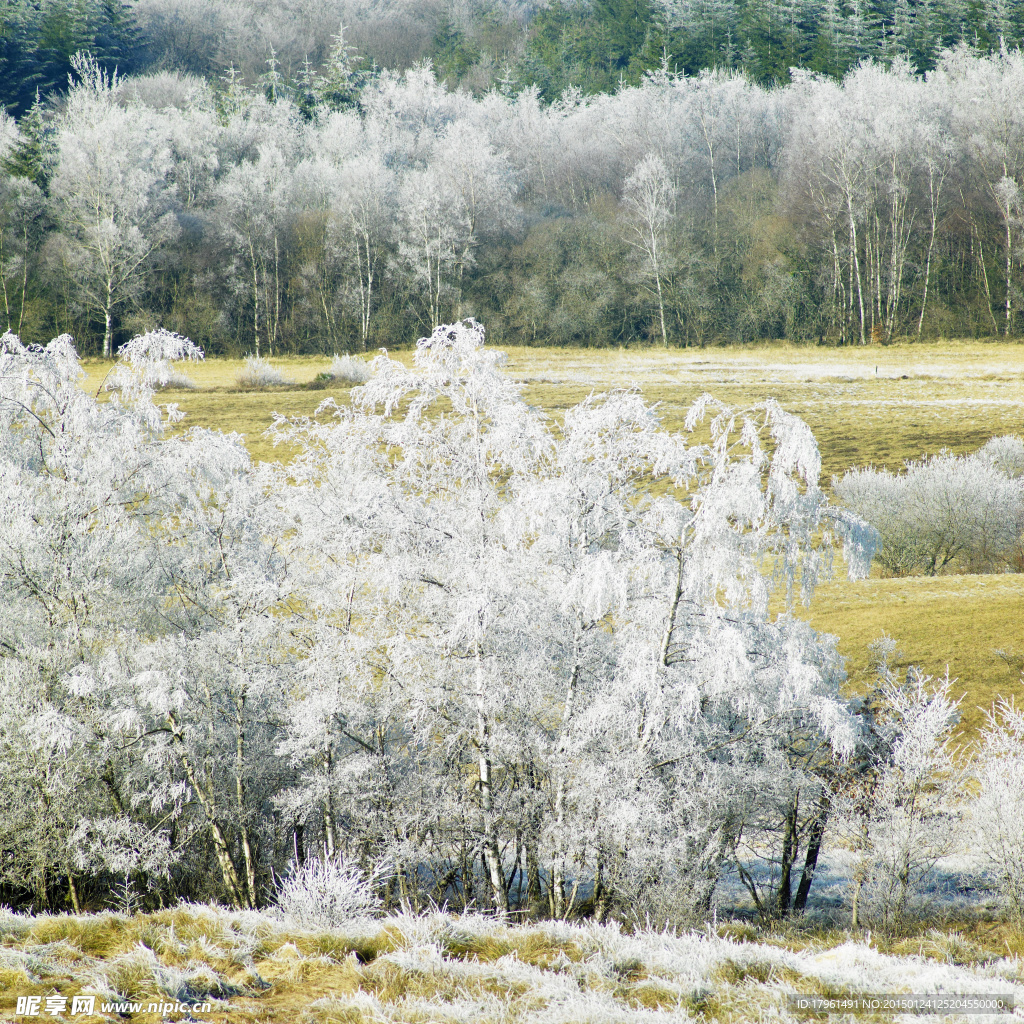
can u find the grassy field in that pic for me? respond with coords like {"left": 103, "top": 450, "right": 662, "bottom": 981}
{"left": 80, "top": 341, "right": 1024, "bottom": 736}
{"left": 81, "top": 340, "right": 1024, "bottom": 476}
{"left": 2, "top": 904, "right": 1022, "bottom": 1024}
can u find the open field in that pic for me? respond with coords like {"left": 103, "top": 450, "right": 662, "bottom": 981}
{"left": 796, "top": 573, "right": 1024, "bottom": 738}
{"left": 81, "top": 340, "right": 1024, "bottom": 478}
{"left": 2, "top": 904, "right": 1023, "bottom": 1024}
{"left": 81, "top": 341, "right": 1024, "bottom": 736}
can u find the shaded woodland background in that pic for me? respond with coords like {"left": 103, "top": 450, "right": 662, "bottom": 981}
{"left": 2, "top": 0, "right": 1024, "bottom": 355}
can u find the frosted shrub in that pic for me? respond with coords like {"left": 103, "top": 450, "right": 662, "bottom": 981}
{"left": 834, "top": 449, "right": 1024, "bottom": 575}
{"left": 979, "top": 434, "right": 1024, "bottom": 479}
{"left": 156, "top": 366, "right": 196, "bottom": 389}
{"left": 972, "top": 699, "right": 1024, "bottom": 920}
{"left": 105, "top": 328, "right": 203, "bottom": 395}
{"left": 236, "top": 355, "right": 290, "bottom": 388}
{"left": 275, "top": 856, "right": 383, "bottom": 929}
{"left": 328, "top": 354, "right": 372, "bottom": 384}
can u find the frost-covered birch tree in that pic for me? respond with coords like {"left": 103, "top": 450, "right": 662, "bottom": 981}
{"left": 973, "top": 697, "right": 1024, "bottom": 921}
{"left": 216, "top": 142, "right": 293, "bottom": 358}
{"left": 272, "top": 320, "right": 874, "bottom": 921}
{"left": 50, "top": 56, "right": 176, "bottom": 358}
{"left": 622, "top": 153, "right": 675, "bottom": 346}
{"left": 0, "top": 329, "right": 201, "bottom": 907}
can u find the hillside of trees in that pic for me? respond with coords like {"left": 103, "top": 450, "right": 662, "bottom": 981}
{"left": 4, "top": 0, "right": 1022, "bottom": 115}
{"left": 0, "top": 3, "right": 1023, "bottom": 354}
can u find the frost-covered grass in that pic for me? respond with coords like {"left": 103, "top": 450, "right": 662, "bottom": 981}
{"left": 78, "top": 340, "right": 1024, "bottom": 475}
{"left": 1, "top": 904, "right": 1022, "bottom": 1023}
{"left": 275, "top": 856, "right": 384, "bottom": 930}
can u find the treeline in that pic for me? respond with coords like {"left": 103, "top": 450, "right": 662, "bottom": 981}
{"left": 517, "top": 0, "right": 1024, "bottom": 97}
{"left": 2, "top": 46, "right": 1024, "bottom": 355}
{"left": 4, "top": 0, "right": 1020, "bottom": 119}
{"left": 131, "top": 0, "right": 1024, "bottom": 100}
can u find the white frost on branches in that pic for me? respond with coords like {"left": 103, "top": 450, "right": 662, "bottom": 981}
{"left": 0, "top": 320, "right": 886, "bottom": 922}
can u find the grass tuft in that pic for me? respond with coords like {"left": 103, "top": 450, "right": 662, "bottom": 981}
{"left": 715, "top": 956, "right": 780, "bottom": 985}
{"left": 28, "top": 913, "right": 130, "bottom": 957}
{"left": 613, "top": 979, "right": 681, "bottom": 1011}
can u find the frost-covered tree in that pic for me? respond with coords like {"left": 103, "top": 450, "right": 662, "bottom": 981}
{"left": 979, "top": 434, "right": 1024, "bottom": 479}
{"left": 295, "top": 138, "right": 395, "bottom": 350}
{"left": 973, "top": 697, "right": 1024, "bottom": 921}
{"left": 0, "top": 329, "right": 204, "bottom": 907}
{"left": 835, "top": 668, "right": 964, "bottom": 931}
{"left": 0, "top": 324, "right": 300, "bottom": 910}
{"left": 622, "top": 153, "right": 676, "bottom": 346}
{"left": 395, "top": 167, "right": 471, "bottom": 328}
{"left": 216, "top": 141, "right": 294, "bottom": 358}
{"left": 49, "top": 56, "right": 176, "bottom": 358}
{"left": 556, "top": 392, "right": 873, "bottom": 923}
{"left": 277, "top": 321, "right": 551, "bottom": 911}
{"left": 273, "top": 319, "right": 874, "bottom": 921}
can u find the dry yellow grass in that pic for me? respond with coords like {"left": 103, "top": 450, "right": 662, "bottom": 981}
{"left": 502, "top": 341, "right": 1024, "bottom": 483}
{"left": 81, "top": 340, "right": 1024, "bottom": 473}
{"left": 77, "top": 341, "right": 1024, "bottom": 734}
{"left": 2, "top": 905, "right": 1023, "bottom": 1024}
{"left": 797, "top": 573, "right": 1024, "bottom": 738}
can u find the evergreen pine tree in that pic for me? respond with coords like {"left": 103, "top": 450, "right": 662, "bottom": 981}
{"left": 0, "top": 1, "right": 45, "bottom": 115}
{"left": 840, "top": 0, "right": 872, "bottom": 65}
{"left": 1, "top": 93, "right": 53, "bottom": 189}
{"left": 909, "top": 0, "right": 941, "bottom": 70}
{"left": 809, "top": 0, "right": 844, "bottom": 74}
{"left": 88, "top": 0, "right": 142, "bottom": 75}
{"left": 260, "top": 46, "right": 283, "bottom": 103}
{"left": 985, "top": 0, "right": 1011, "bottom": 50}
{"left": 892, "top": 0, "right": 913, "bottom": 58}
{"left": 295, "top": 56, "right": 319, "bottom": 120}
{"left": 313, "top": 23, "right": 364, "bottom": 112}
{"left": 217, "top": 65, "right": 249, "bottom": 117}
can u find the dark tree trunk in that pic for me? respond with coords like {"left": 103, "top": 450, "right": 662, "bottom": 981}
{"left": 794, "top": 793, "right": 830, "bottom": 913}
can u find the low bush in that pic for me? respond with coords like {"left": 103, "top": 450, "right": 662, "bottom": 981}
{"left": 274, "top": 857, "right": 384, "bottom": 931}
{"left": 833, "top": 441, "right": 1024, "bottom": 575}
{"left": 327, "top": 354, "right": 373, "bottom": 384}
{"left": 236, "top": 355, "right": 291, "bottom": 388}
